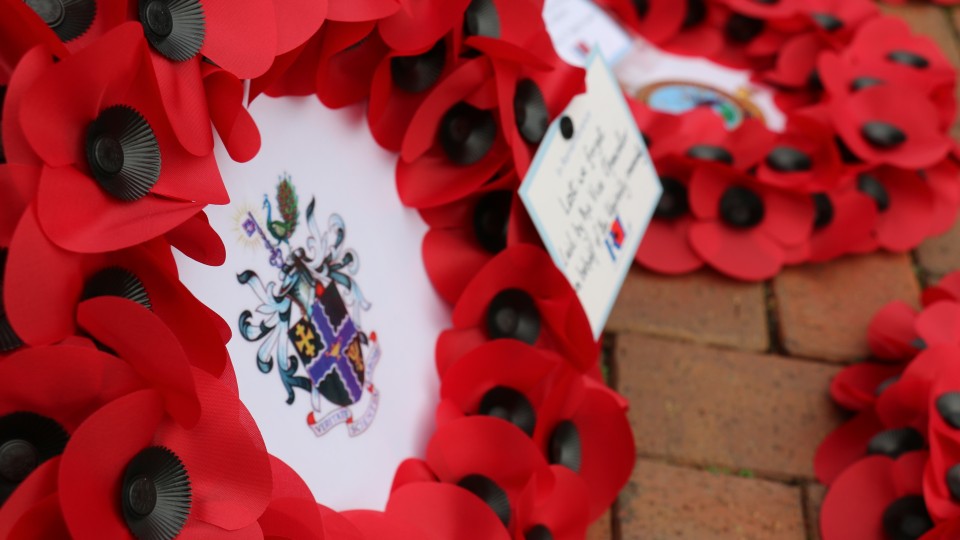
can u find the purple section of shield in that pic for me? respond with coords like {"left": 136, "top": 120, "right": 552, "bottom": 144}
{"left": 307, "top": 299, "right": 363, "bottom": 402}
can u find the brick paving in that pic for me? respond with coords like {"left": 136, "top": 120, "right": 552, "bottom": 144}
{"left": 597, "top": 5, "right": 960, "bottom": 537}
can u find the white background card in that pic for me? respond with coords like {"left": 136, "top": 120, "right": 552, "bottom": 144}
{"left": 519, "top": 52, "right": 662, "bottom": 339}
{"left": 176, "top": 97, "right": 449, "bottom": 511}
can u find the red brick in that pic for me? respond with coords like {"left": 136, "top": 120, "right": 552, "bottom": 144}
{"left": 607, "top": 268, "right": 769, "bottom": 353}
{"left": 617, "top": 460, "right": 805, "bottom": 540}
{"left": 917, "top": 218, "right": 960, "bottom": 282}
{"left": 773, "top": 253, "right": 921, "bottom": 362}
{"left": 616, "top": 334, "right": 843, "bottom": 480}
{"left": 586, "top": 511, "right": 612, "bottom": 540}
{"left": 804, "top": 484, "right": 826, "bottom": 540}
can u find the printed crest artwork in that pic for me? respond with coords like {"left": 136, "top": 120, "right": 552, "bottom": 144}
{"left": 236, "top": 173, "right": 381, "bottom": 438}
{"left": 635, "top": 81, "right": 765, "bottom": 129}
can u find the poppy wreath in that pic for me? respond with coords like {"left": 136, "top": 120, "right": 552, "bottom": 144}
{"left": 593, "top": 0, "right": 960, "bottom": 281}
{"left": 811, "top": 272, "right": 960, "bottom": 539}
{"left": 0, "top": 0, "right": 639, "bottom": 539}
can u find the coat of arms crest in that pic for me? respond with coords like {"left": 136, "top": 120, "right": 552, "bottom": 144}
{"left": 236, "top": 174, "right": 380, "bottom": 437}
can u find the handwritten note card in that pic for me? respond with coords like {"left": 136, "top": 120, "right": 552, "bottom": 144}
{"left": 519, "top": 51, "right": 662, "bottom": 339}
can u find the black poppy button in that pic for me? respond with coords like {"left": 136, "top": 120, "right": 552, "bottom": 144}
{"left": 0, "top": 440, "right": 39, "bottom": 484}
{"left": 139, "top": 0, "right": 206, "bottom": 62}
{"left": 486, "top": 289, "right": 541, "bottom": 345}
{"left": 473, "top": 191, "right": 512, "bottom": 254}
{"left": 0, "top": 412, "right": 69, "bottom": 504}
{"left": 946, "top": 464, "right": 960, "bottom": 502}
{"left": 811, "top": 12, "right": 843, "bottom": 32}
{"left": 122, "top": 446, "right": 191, "bottom": 540}
{"left": 478, "top": 387, "right": 536, "bottom": 436}
{"left": 457, "top": 475, "right": 511, "bottom": 527}
{"left": 936, "top": 392, "right": 960, "bottom": 429}
{"left": 887, "top": 50, "right": 930, "bottom": 70}
{"left": 861, "top": 121, "right": 907, "bottom": 149}
{"left": 866, "top": 427, "right": 924, "bottom": 458}
{"left": 850, "top": 76, "right": 884, "bottom": 92}
{"left": 874, "top": 375, "right": 900, "bottom": 396}
{"left": 686, "top": 144, "right": 734, "bottom": 165}
{"left": 682, "top": 0, "right": 707, "bottom": 29}
{"left": 719, "top": 186, "right": 765, "bottom": 229}
{"left": 882, "top": 495, "right": 934, "bottom": 540}
{"left": 811, "top": 193, "right": 834, "bottom": 230}
{"left": 25, "top": 0, "right": 95, "bottom": 42}
{"left": 911, "top": 337, "right": 928, "bottom": 350}
{"left": 548, "top": 421, "right": 582, "bottom": 473}
{"left": 0, "top": 249, "right": 24, "bottom": 353}
{"left": 438, "top": 102, "right": 497, "bottom": 166}
{"left": 463, "top": 0, "right": 500, "bottom": 39}
{"left": 82, "top": 267, "right": 153, "bottom": 310}
{"left": 526, "top": 525, "right": 554, "bottom": 540}
{"left": 391, "top": 40, "right": 446, "bottom": 94}
{"left": 766, "top": 146, "right": 812, "bottom": 173}
{"left": 806, "top": 69, "right": 824, "bottom": 93}
{"left": 632, "top": 0, "right": 649, "bottom": 19}
{"left": 513, "top": 80, "right": 549, "bottom": 145}
{"left": 857, "top": 173, "right": 891, "bottom": 213}
{"left": 835, "top": 136, "right": 862, "bottom": 164}
{"left": 85, "top": 106, "right": 161, "bottom": 201}
{"left": 725, "top": 14, "right": 764, "bottom": 44}
{"left": 654, "top": 177, "right": 689, "bottom": 220}
{"left": 559, "top": 116, "right": 575, "bottom": 140}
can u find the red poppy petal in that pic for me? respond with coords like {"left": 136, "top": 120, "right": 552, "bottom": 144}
{"left": 391, "top": 458, "right": 439, "bottom": 491}
{"left": 385, "top": 483, "right": 512, "bottom": 540}
{"left": 153, "top": 369, "right": 272, "bottom": 530}
{"left": 149, "top": 55, "right": 214, "bottom": 157}
{"left": 258, "top": 496, "right": 326, "bottom": 539}
{"left": 200, "top": 0, "right": 278, "bottom": 79}
{"left": 2, "top": 46, "right": 51, "bottom": 167}
{"left": 165, "top": 210, "right": 227, "bottom": 267}
{"left": 517, "top": 466, "right": 589, "bottom": 540}
{"left": 379, "top": 0, "right": 471, "bottom": 52}
{"left": 634, "top": 217, "right": 704, "bottom": 274}
{"left": 76, "top": 296, "right": 202, "bottom": 428}
{"left": 923, "top": 272, "right": 960, "bottom": 306}
{"left": 0, "top": 457, "right": 60, "bottom": 538}
{"left": 0, "top": 164, "right": 40, "bottom": 245}
{"left": 396, "top": 146, "right": 510, "bottom": 208}
{"left": 37, "top": 165, "right": 204, "bottom": 253}
{"left": 59, "top": 390, "right": 165, "bottom": 539}
{"left": 820, "top": 456, "right": 900, "bottom": 540}
{"left": 326, "top": 0, "right": 400, "bottom": 22}
{"left": 0, "top": 345, "right": 141, "bottom": 430}
{"left": 4, "top": 207, "right": 83, "bottom": 345}
{"left": 344, "top": 510, "right": 426, "bottom": 539}
{"left": 180, "top": 520, "right": 264, "bottom": 539}
{"left": 423, "top": 228, "right": 492, "bottom": 305}
{"left": 760, "top": 189, "right": 814, "bottom": 247}
{"left": 689, "top": 221, "right": 784, "bottom": 281}
{"left": 272, "top": 0, "right": 328, "bottom": 55}
{"left": 317, "top": 503, "right": 366, "bottom": 539}
{"left": 814, "top": 409, "right": 884, "bottom": 485}
{"left": 873, "top": 169, "right": 934, "bottom": 252}
{"left": 203, "top": 67, "right": 262, "bottom": 164}
{"left": 867, "top": 301, "right": 920, "bottom": 361}
{"left": 7, "top": 494, "right": 70, "bottom": 539}
{"left": 916, "top": 302, "right": 960, "bottom": 348}
{"left": 830, "top": 362, "right": 905, "bottom": 412}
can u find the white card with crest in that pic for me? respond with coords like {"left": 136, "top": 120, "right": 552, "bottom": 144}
{"left": 519, "top": 51, "right": 662, "bottom": 339}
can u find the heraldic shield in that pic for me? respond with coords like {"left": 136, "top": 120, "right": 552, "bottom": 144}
{"left": 289, "top": 284, "right": 366, "bottom": 407}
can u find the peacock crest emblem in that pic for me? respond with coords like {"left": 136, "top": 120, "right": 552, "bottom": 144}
{"left": 236, "top": 172, "right": 381, "bottom": 438}
{"left": 263, "top": 173, "right": 299, "bottom": 246}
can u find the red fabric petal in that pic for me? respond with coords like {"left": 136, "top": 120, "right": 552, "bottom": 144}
{"left": 0, "top": 164, "right": 40, "bottom": 245}
{"left": 820, "top": 455, "right": 914, "bottom": 540}
{"left": 59, "top": 390, "right": 165, "bottom": 539}
{"left": 149, "top": 55, "right": 214, "bottom": 157}
{"left": 76, "top": 296, "right": 202, "bottom": 428}
{"left": 326, "top": 0, "right": 400, "bottom": 22}
{"left": 165, "top": 210, "right": 228, "bottom": 267}
{"left": 344, "top": 509, "right": 426, "bottom": 539}
{"left": 923, "top": 272, "right": 960, "bottom": 306}
{"left": 814, "top": 409, "right": 884, "bottom": 485}
{"left": 689, "top": 221, "right": 785, "bottom": 281}
{"left": 386, "top": 483, "right": 512, "bottom": 540}
{"left": 37, "top": 165, "right": 204, "bottom": 253}
{"left": 634, "top": 216, "right": 704, "bottom": 275}
{"left": 830, "top": 362, "right": 905, "bottom": 412}
{"left": 867, "top": 301, "right": 921, "bottom": 361}
{"left": 201, "top": 0, "right": 278, "bottom": 78}
{"left": 379, "top": 0, "right": 471, "bottom": 52}
{"left": 203, "top": 66, "right": 262, "bottom": 164}
{"left": 423, "top": 228, "right": 494, "bottom": 305}
{"left": 272, "top": 0, "right": 328, "bottom": 55}
{"left": 1, "top": 46, "right": 51, "bottom": 167}
{"left": 7, "top": 494, "right": 70, "bottom": 539}
{"left": 0, "top": 457, "right": 60, "bottom": 538}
